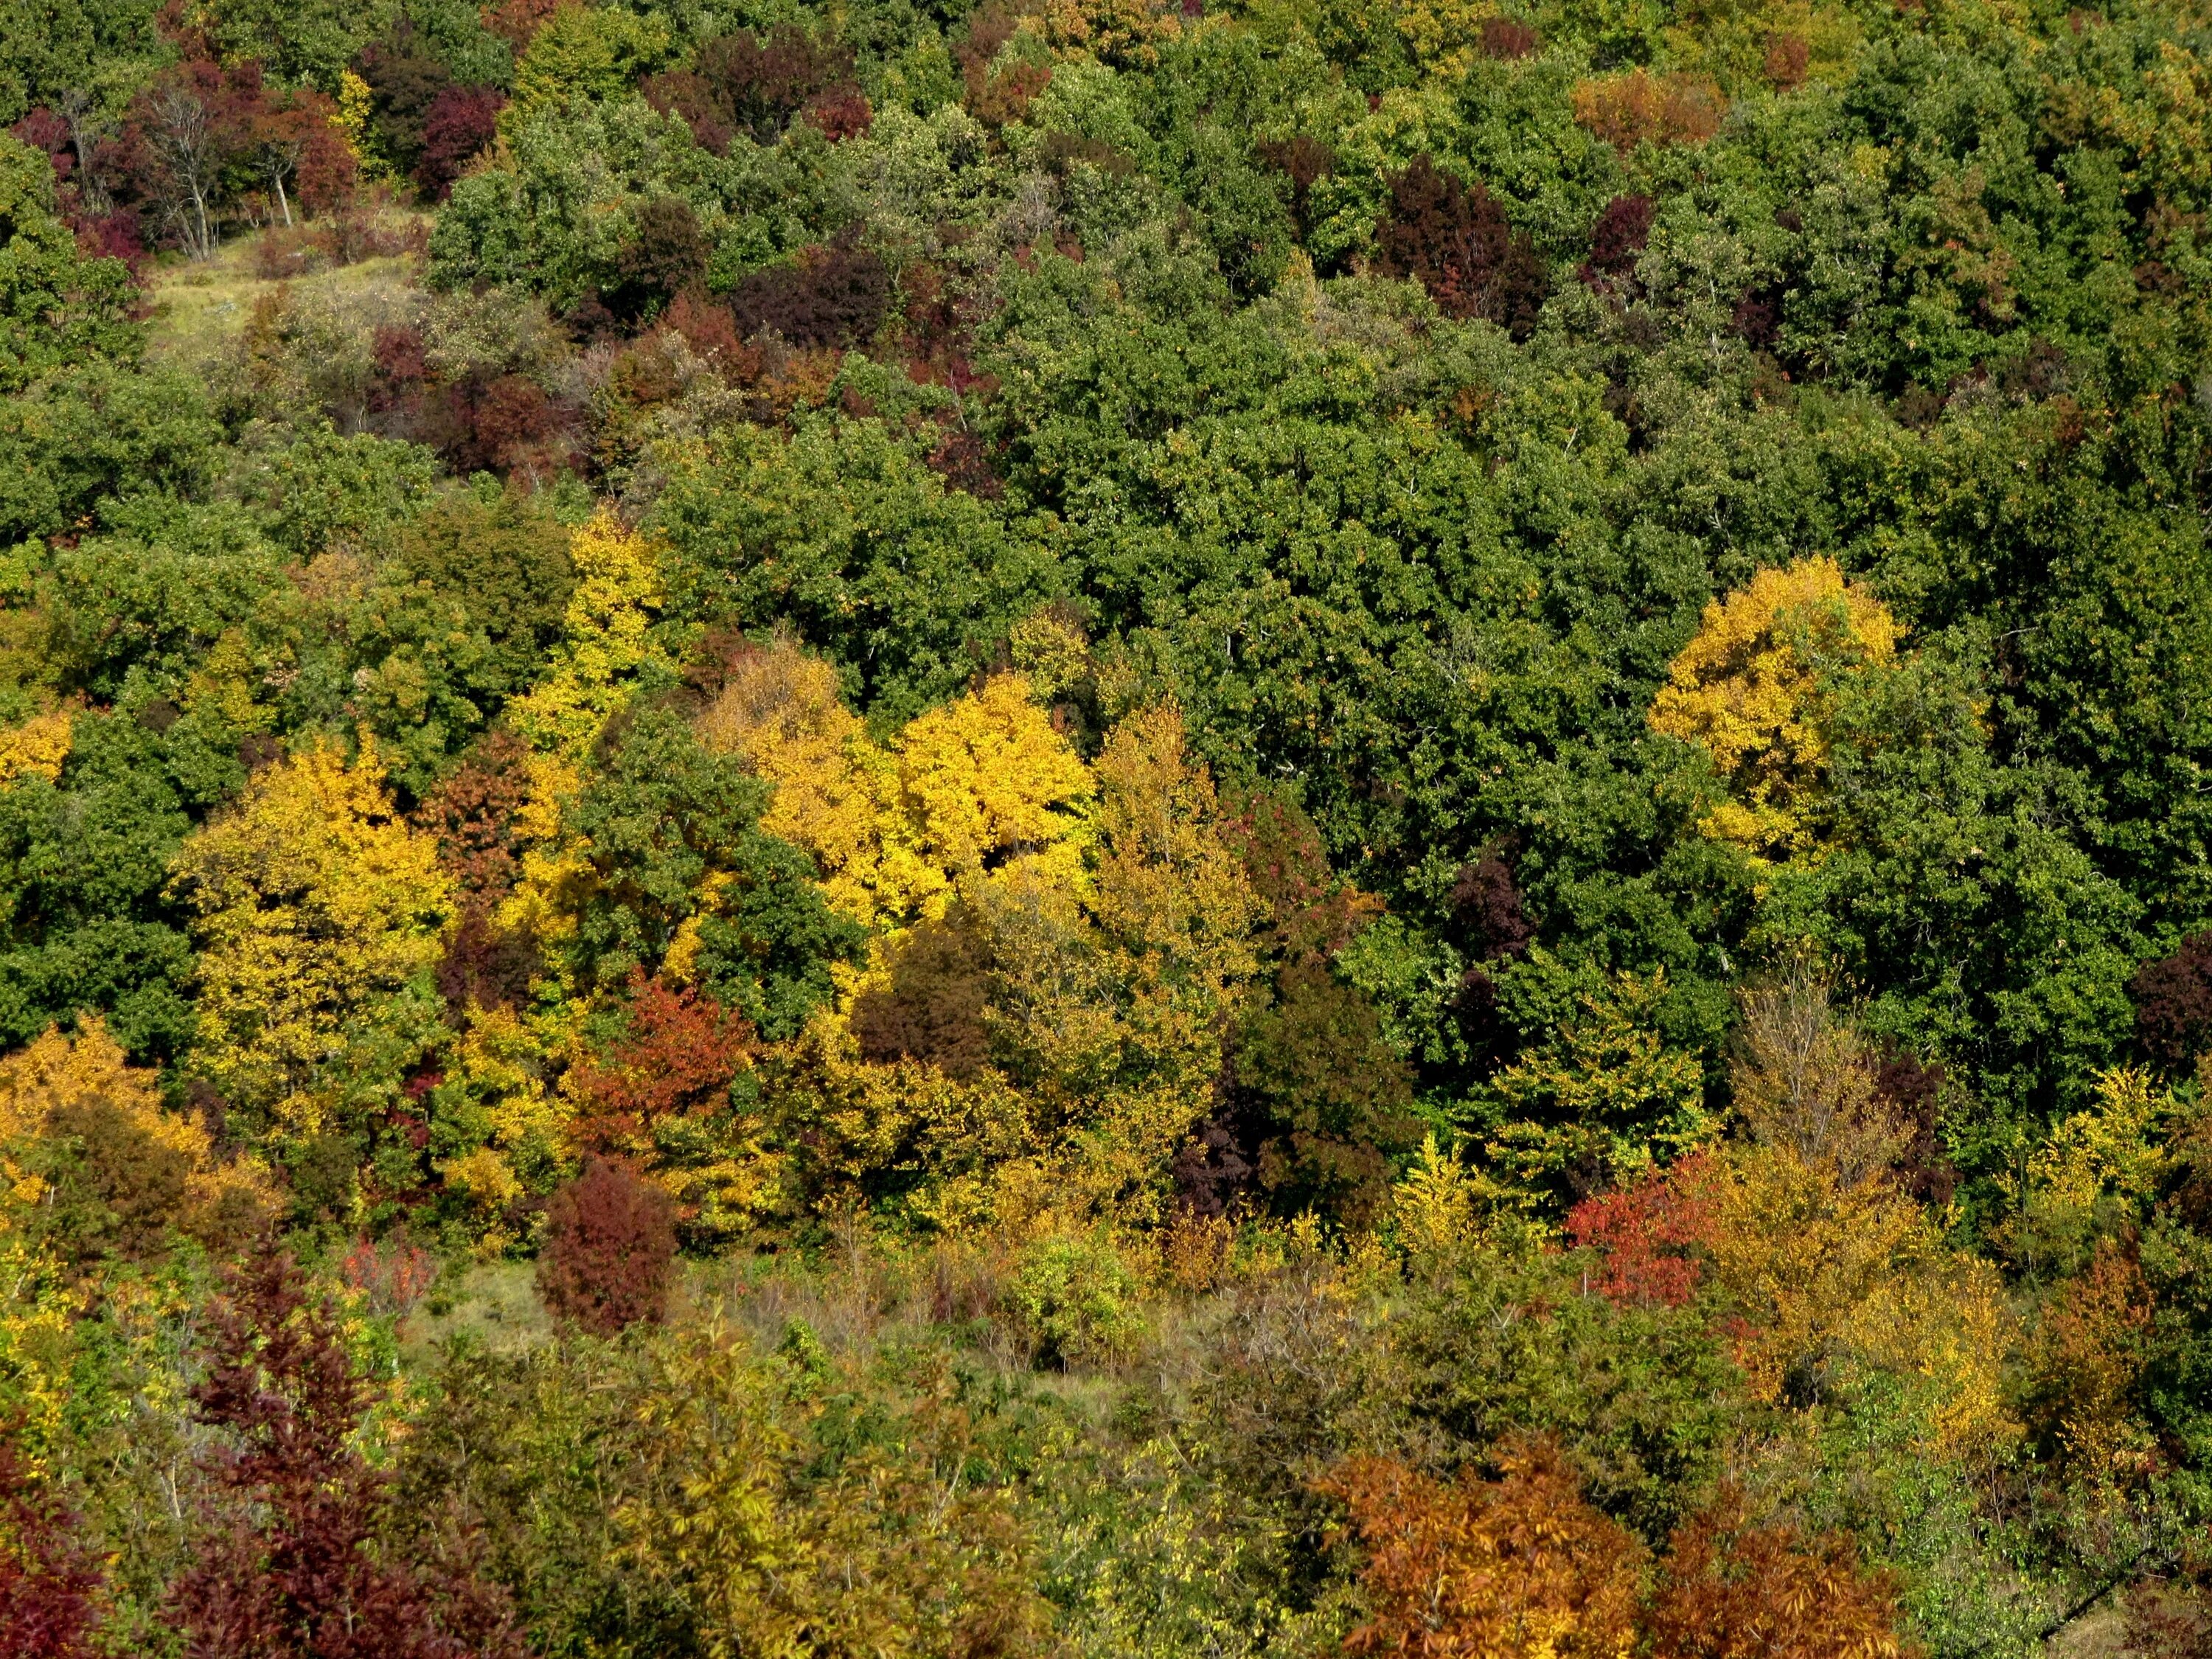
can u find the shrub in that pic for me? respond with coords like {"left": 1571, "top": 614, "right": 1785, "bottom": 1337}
{"left": 1647, "top": 1489, "right": 1912, "bottom": 1658}
{"left": 1318, "top": 1440, "right": 1645, "bottom": 1658}
{"left": 167, "top": 1243, "right": 525, "bottom": 1656}
{"left": 536, "top": 1158, "right": 678, "bottom": 1336}
{"left": 2132, "top": 932, "right": 2212, "bottom": 1069}
{"left": 0, "top": 1433, "right": 103, "bottom": 1657}
{"left": 727, "top": 234, "right": 891, "bottom": 348}
{"left": 1374, "top": 156, "right": 1548, "bottom": 338}
{"left": 1478, "top": 15, "right": 1542, "bottom": 58}
{"left": 1004, "top": 1232, "right": 1146, "bottom": 1367}
{"left": 1571, "top": 70, "right": 1725, "bottom": 155}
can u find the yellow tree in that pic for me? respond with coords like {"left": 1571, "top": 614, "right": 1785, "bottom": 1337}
{"left": 1649, "top": 557, "right": 1899, "bottom": 863}
{"left": 172, "top": 738, "right": 453, "bottom": 1147}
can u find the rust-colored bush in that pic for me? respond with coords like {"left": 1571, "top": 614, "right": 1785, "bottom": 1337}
{"left": 1647, "top": 1489, "right": 1913, "bottom": 1659}
{"left": 1479, "top": 15, "right": 1542, "bottom": 58}
{"left": 1571, "top": 71, "right": 1725, "bottom": 155}
{"left": 568, "top": 974, "right": 754, "bottom": 1161}
{"left": 1318, "top": 1439, "right": 1646, "bottom": 1658}
{"left": 536, "top": 1158, "right": 678, "bottom": 1336}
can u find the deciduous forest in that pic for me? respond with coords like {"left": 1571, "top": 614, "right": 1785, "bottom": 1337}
{"left": 3, "top": 0, "right": 2212, "bottom": 1646}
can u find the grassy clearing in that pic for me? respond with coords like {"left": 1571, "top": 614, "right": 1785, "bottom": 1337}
{"left": 142, "top": 215, "right": 431, "bottom": 362}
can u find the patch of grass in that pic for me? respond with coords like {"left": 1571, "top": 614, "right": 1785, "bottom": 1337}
{"left": 142, "top": 215, "right": 431, "bottom": 363}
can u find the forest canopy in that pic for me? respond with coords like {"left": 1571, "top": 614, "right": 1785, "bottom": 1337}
{"left": 7, "top": 0, "right": 2212, "bottom": 1647}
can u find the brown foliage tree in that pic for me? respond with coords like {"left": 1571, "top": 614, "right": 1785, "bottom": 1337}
{"left": 1374, "top": 156, "right": 1548, "bottom": 338}
{"left": 535, "top": 1158, "right": 678, "bottom": 1336}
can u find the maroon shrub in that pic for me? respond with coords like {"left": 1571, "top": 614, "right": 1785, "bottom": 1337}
{"left": 536, "top": 1159, "right": 678, "bottom": 1337}
{"left": 165, "top": 1244, "right": 524, "bottom": 1659}
{"left": 1478, "top": 15, "right": 1542, "bottom": 57}
{"left": 1374, "top": 155, "right": 1548, "bottom": 338}
{"left": 2135, "top": 932, "right": 2212, "bottom": 1069}
{"left": 728, "top": 232, "right": 890, "bottom": 348}
{"left": 414, "top": 86, "right": 504, "bottom": 201}
{"left": 1580, "top": 192, "right": 1654, "bottom": 291}
{"left": 0, "top": 1435, "right": 103, "bottom": 1658}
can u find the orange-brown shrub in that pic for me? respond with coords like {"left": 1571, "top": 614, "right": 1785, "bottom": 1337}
{"left": 1571, "top": 71, "right": 1725, "bottom": 155}
{"left": 1318, "top": 1440, "right": 1646, "bottom": 1657}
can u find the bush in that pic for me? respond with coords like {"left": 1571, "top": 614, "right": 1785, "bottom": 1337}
{"left": 536, "top": 1158, "right": 678, "bottom": 1336}
{"left": 1003, "top": 1232, "right": 1146, "bottom": 1367}
{"left": 1374, "top": 156, "right": 1548, "bottom": 338}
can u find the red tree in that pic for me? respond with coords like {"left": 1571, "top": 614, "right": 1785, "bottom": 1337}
{"left": 1565, "top": 1153, "right": 1717, "bottom": 1310}
{"left": 567, "top": 973, "right": 753, "bottom": 1161}
{"left": 164, "top": 1242, "right": 524, "bottom": 1659}
{"left": 535, "top": 1158, "right": 678, "bottom": 1337}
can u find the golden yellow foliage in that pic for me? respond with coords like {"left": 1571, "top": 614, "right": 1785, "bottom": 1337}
{"left": 1649, "top": 557, "right": 1899, "bottom": 862}
{"left": 0, "top": 1019, "right": 279, "bottom": 1244}
{"left": 1391, "top": 1131, "right": 1481, "bottom": 1258}
{"left": 0, "top": 704, "right": 73, "bottom": 789}
{"left": 898, "top": 672, "right": 1094, "bottom": 892}
{"left": 699, "top": 648, "right": 1091, "bottom": 936}
{"left": 1704, "top": 1145, "right": 2015, "bottom": 1453}
{"left": 508, "top": 510, "right": 675, "bottom": 759}
{"left": 172, "top": 738, "right": 453, "bottom": 1142}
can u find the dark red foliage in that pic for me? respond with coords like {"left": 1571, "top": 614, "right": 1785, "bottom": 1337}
{"left": 0, "top": 1434, "right": 104, "bottom": 1658}
{"left": 924, "top": 425, "right": 1004, "bottom": 499}
{"left": 728, "top": 232, "right": 890, "bottom": 348}
{"left": 1565, "top": 1154, "right": 1716, "bottom": 1310}
{"left": 165, "top": 1243, "right": 524, "bottom": 1658}
{"left": 615, "top": 196, "right": 708, "bottom": 313}
{"left": 642, "top": 26, "right": 859, "bottom": 155}
{"left": 370, "top": 322, "right": 432, "bottom": 420}
{"left": 1874, "top": 1050, "right": 1956, "bottom": 1206}
{"left": 536, "top": 1158, "right": 678, "bottom": 1336}
{"left": 1580, "top": 193, "right": 1654, "bottom": 291}
{"left": 1450, "top": 853, "right": 1533, "bottom": 961}
{"left": 2134, "top": 933, "right": 2212, "bottom": 1069}
{"left": 850, "top": 910, "right": 992, "bottom": 1079}
{"left": 437, "top": 909, "right": 539, "bottom": 1014}
{"left": 1732, "top": 287, "right": 1782, "bottom": 350}
{"left": 801, "top": 88, "right": 874, "bottom": 143}
{"left": 568, "top": 973, "right": 754, "bottom": 1157}
{"left": 355, "top": 21, "right": 452, "bottom": 184}
{"left": 421, "top": 372, "right": 571, "bottom": 477}
{"left": 414, "top": 86, "right": 504, "bottom": 201}
{"left": 1374, "top": 156, "right": 1549, "bottom": 338}
{"left": 1478, "top": 15, "right": 1543, "bottom": 58}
